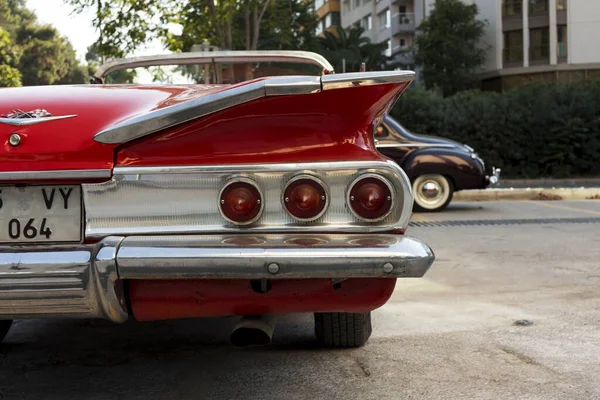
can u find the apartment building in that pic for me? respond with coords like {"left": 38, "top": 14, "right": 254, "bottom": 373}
{"left": 340, "top": 0, "right": 426, "bottom": 68}
{"left": 314, "top": 0, "right": 342, "bottom": 36}
{"left": 479, "top": 0, "right": 600, "bottom": 90}
{"left": 337, "top": 0, "right": 600, "bottom": 90}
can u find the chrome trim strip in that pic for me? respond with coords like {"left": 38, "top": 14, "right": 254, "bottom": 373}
{"left": 0, "top": 169, "right": 112, "bottom": 181}
{"left": 116, "top": 234, "right": 435, "bottom": 280}
{"left": 321, "top": 71, "right": 415, "bottom": 90}
{"left": 83, "top": 160, "right": 414, "bottom": 238}
{"left": 112, "top": 160, "right": 404, "bottom": 176}
{"left": 93, "top": 71, "right": 414, "bottom": 145}
{"left": 95, "top": 50, "right": 335, "bottom": 80}
{"left": 0, "top": 115, "right": 77, "bottom": 126}
{"left": 0, "top": 236, "right": 128, "bottom": 322}
{"left": 376, "top": 143, "right": 456, "bottom": 149}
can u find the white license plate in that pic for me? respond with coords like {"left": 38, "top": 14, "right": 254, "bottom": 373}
{"left": 0, "top": 185, "right": 82, "bottom": 243}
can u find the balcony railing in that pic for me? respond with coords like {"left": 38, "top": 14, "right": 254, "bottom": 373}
{"left": 391, "top": 13, "right": 416, "bottom": 36}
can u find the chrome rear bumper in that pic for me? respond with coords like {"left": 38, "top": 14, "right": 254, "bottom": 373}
{"left": 0, "top": 234, "right": 434, "bottom": 322}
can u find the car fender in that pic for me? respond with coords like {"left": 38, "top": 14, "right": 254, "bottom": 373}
{"left": 399, "top": 148, "right": 486, "bottom": 191}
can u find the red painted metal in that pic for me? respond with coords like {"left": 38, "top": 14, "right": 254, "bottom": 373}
{"left": 116, "top": 82, "right": 409, "bottom": 166}
{"left": 0, "top": 84, "right": 226, "bottom": 174}
{"left": 1, "top": 80, "right": 409, "bottom": 174}
{"left": 129, "top": 278, "right": 397, "bottom": 321}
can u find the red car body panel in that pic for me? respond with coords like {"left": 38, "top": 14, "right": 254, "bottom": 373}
{"left": 0, "top": 84, "right": 226, "bottom": 173}
{"left": 117, "top": 83, "right": 408, "bottom": 166}
{"left": 129, "top": 278, "right": 397, "bottom": 321}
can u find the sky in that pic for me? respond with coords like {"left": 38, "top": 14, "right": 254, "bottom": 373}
{"left": 26, "top": 0, "right": 167, "bottom": 62}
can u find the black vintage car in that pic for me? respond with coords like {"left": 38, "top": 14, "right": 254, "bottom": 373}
{"left": 376, "top": 116, "right": 500, "bottom": 212}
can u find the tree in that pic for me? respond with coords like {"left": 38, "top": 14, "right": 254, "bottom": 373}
{"left": 0, "top": 0, "right": 90, "bottom": 86}
{"left": 414, "top": 0, "right": 487, "bottom": 97}
{"left": 317, "top": 26, "right": 389, "bottom": 73}
{"left": 0, "top": 27, "right": 22, "bottom": 87}
{"left": 65, "top": 0, "right": 317, "bottom": 59}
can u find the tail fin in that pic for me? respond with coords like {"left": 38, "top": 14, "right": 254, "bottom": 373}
{"left": 111, "top": 71, "right": 415, "bottom": 167}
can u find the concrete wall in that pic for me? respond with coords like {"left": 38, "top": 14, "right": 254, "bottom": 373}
{"left": 568, "top": 0, "right": 600, "bottom": 64}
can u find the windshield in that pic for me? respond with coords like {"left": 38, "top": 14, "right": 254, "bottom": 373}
{"left": 104, "top": 61, "right": 325, "bottom": 85}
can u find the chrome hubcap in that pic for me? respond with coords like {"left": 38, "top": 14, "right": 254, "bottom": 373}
{"left": 421, "top": 182, "right": 440, "bottom": 199}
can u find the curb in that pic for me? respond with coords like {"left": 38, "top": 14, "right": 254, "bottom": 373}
{"left": 454, "top": 187, "right": 600, "bottom": 202}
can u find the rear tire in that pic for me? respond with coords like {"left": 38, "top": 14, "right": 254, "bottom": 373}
{"left": 314, "top": 312, "right": 372, "bottom": 348}
{"left": 412, "top": 174, "right": 454, "bottom": 212}
{"left": 0, "top": 320, "right": 12, "bottom": 344}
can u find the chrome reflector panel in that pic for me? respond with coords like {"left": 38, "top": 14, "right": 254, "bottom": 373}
{"left": 82, "top": 160, "right": 412, "bottom": 239}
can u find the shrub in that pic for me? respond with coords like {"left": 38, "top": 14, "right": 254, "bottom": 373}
{"left": 391, "top": 81, "right": 600, "bottom": 178}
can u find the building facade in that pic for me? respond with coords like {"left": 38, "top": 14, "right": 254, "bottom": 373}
{"left": 337, "top": 0, "right": 600, "bottom": 90}
{"left": 340, "top": 0, "right": 428, "bottom": 68}
{"left": 314, "top": 0, "right": 342, "bottom": 36}
{"left": 478, "top": 0, "right": 600, "bottom": 90}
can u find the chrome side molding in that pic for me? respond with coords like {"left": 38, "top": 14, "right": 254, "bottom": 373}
{"left": 0, "top": 169, "right": 112, "bottom": 181}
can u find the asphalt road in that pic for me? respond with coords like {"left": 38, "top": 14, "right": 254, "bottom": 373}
{"left": 1, "top": 200, "right": 600, "bottom": 400}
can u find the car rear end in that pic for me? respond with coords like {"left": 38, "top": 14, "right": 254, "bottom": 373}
{"left": 0, "top": 70, "right": 434, "bottom": 348}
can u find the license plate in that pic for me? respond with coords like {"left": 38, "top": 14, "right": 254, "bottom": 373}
{"left": 0, "top": 185, "right": 82, "bottom": 243}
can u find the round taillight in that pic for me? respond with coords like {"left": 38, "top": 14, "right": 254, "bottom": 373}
{"left": 348, "top": 175, "right": 393, "bottom": 221}
{"left": 283, "top": 176, "right": 328, "bottom": 221}
{"left": 219, "top": 179, "right": 263, "bottom": 225}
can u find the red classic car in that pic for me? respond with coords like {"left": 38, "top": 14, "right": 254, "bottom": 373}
{"left": 0, "top": 51, "right": 434, "bottom": 348}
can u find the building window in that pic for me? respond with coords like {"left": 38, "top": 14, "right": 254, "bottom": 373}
{"left": 384, "top": 40, "right": 392, "bottom": 57}
{"left": 343, "top": 0, "right": 350, "bottom": 13}
{"left": 503, "top": 30, "right": 523, "bottom": 63}
{"left": 399, "top": 38, "right": 406, "bottom": 48}
{"left": 502, "top": 0, "right": 522, "bottom": 17}
{"left": 379, "top": 9, "right": 390, "bottom": 30}
{"left": 557, "top": 25, "right": 568, "bottom": 59}
{"left": 326, "top": 12, "right": 340, "bottom": 27}
{"left": 353, "top": 0, "right": 360, "bottom": 9}
{"left": 315, "top": 0, "right": 325, "bottom": 10}
{"left": 529, "top": 27, "right": 549, "bottom": 60}
{"left": 557, "top": 0, "right": 567, "bottom": 10}
{"left": 362, "top": 14, "right": 373, "bottom": 31}
{"left": 529, "top": 0, "right": 548, "bottom": 14}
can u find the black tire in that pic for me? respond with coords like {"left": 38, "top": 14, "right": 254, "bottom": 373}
{"left": 0, "top": 320, "right": 12, "bottom": 344}
{"left": 314, "top": 312, "right": 372, "bottom": 348}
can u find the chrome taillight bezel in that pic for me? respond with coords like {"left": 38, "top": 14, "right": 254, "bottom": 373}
{"left": 281, "top": 174, "right": 330, "bottom": 222}
{"left": 346, "top": 173, "right": 395, "bottom": 222}
{"left": 218, "top": 176, "right": 264, "bottom": 226}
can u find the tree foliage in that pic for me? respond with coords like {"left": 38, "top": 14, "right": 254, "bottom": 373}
{"left": 0, "top": 27, "right": 21, "bottom": 87}
{"left": 414, "top": 0, "right": 487, "bottom": 97}
{"left": 316, "top": 26, "right": 389, "bottom": 73}
{"left": 0, "top": 0, "right": 89, "bottom": 86}
{"left": 391, "top": 81, "right": 600, "bottom": 178}
{"left": 65, "top": 0, "right": 318, "bottom": 59}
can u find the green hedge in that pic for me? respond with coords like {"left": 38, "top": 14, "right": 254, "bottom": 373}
{"left": 390, "top": 81, "right": 600, "bottom": 178}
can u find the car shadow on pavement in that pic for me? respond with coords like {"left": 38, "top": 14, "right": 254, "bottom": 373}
{"left": 0, "top": 316, "right": 346, "bottom": 400}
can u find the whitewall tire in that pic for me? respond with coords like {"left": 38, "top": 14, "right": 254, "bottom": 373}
{"left": 412, "top": 174, "right": 453, "bottom": 212}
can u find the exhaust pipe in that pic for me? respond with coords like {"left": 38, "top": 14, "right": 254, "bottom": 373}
{"left": 230, "top": 315, "right": 276, "bottom": 347}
